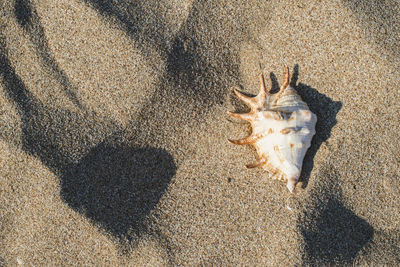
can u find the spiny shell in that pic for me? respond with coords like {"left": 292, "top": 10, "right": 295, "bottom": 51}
{"left": 228, "top": 67, "right": 317, "bottom": 193}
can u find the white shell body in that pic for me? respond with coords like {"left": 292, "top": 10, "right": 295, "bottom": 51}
{"left": 228, "top": 68, "right": 317, "bottom": 193}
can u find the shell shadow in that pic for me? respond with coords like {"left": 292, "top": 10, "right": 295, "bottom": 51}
{"left": 269, "top": 72, "right": 280, "bottom": 94}
{"left": 0, "top": 39, "right": 175, "bottom": 244}
{"left": 291, "top": 64, "right": 342, "bottom": 188}
{"left": 298, "top": 167, "right": 374, "bottom": 265}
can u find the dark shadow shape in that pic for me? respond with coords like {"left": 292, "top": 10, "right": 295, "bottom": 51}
{"left": 269, "top": 71, "right": 280, "bottom": 94}
{"left": 0, "top": 39, "right": 175, "bottom": 245}
{"left": 165, "top": 33, "right": 239, "bottom": 111}
{"left": 167, "top": 37, "right": 196, "bottom": 75}
{"left": 289, "top": 64, "right": 299, "bottom": 88}
{"left": 81, "top": 0, "right": 172, "bottom": 60}
{"left": 61, "top": 144, "right": 176, "bottom": 240}
{"left": 14, "top": 0, "right": 32, "bottom": 27}
{"left": 290, "top": 64, "right": 342, "bottom": 187}
{"left": 84, "top": 0, "right": 241, "bottom": 111}
{"left": 298, "top": 169, "right": 374, "bottom": 265}
{"left": 82, "top": 0, "right": 139, "bottom": 36}
{"left": 0, "top": 37, "right": 104, "bottom": 170}
{"left": 300, "top": 198, "right": 374, "bottom": 265}
{"left": 14, "top": 0, "right": 83, "bottom": 108}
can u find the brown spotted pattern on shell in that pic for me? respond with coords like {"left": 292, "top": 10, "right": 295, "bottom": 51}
{"left": 228, "top": 67, "right": 317, "bottom": 193}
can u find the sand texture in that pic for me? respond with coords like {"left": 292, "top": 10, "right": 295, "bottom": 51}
{"left": 1, "top": 0, "right": 400, "bottom": 266}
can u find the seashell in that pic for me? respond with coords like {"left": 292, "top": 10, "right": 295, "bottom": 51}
{"left": 228, "top": 67, "right": 317, "bottom": 193}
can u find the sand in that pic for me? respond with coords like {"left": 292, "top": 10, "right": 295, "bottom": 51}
{"left": 1, "top": 0, "right": 399, "bottom": 265}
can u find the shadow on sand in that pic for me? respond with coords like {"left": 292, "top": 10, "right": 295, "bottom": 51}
{"left": 298, "top": 167, "right": 374, "bottom": 265}
{"left": 0, "top": 36, "right": 176, "bottom": 246}
{"left": 61, "top": 143, "right": 176, "bottom": 241}
{"left": 14, "top": 0, "right": 83, "bottom": 108}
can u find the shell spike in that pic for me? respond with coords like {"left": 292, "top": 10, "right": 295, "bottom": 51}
{"left": 280, "top": 66, "right": 290, "bottom": 91}
{"left": 254, "top": 73, "right": 268, "bottom": 107}
{"left": 228, "top": 133, "right": 264, "bottom": 145}
{"left": 227, "top": 111, "right": 254, "bottom": 121}
{"left": 258, "top": 73, "right": 268, "bottom": 97}
{"left": 272, "top": 66, "right": 291, "bottom": 105}
{"left": 233, "top": 88, "right": 257, "bottom": 110}
{"left": 246, "top": 157, "right": 267, "bottom": 168}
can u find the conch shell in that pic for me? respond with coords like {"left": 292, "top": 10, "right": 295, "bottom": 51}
{"left": 228, "top": 67, "right": 317, "bottom": 193}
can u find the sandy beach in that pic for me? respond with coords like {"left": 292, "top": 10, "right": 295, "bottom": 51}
{"left": 1, "top": 0, "right": 399, "bottom": 265}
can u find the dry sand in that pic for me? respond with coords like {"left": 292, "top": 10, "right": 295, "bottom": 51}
{"left": 1, "top": 0, "right": 399, "bottom": 265}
